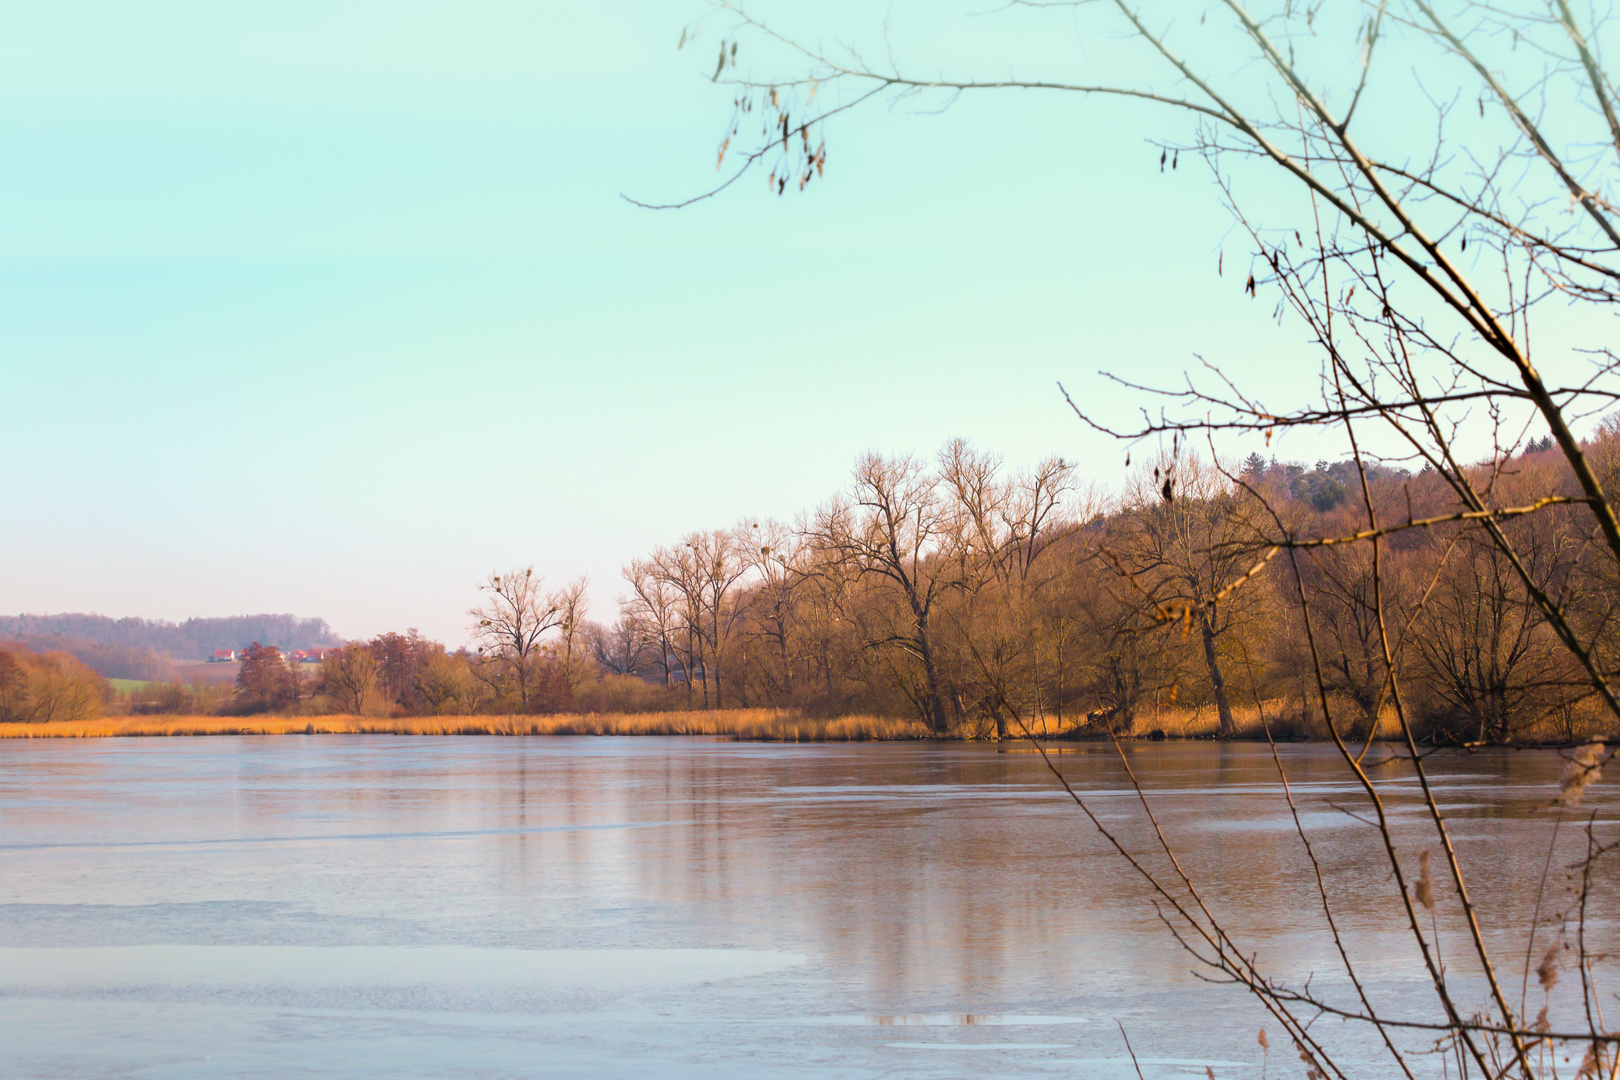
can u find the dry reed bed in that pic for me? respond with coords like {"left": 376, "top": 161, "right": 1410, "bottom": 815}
{"left": 7, "top": 705, "right": 1607, "bottom": 743}
{"left": 0, "top": 710, "right": 933, "bottom": 742}
{"left": 1134, "top": 700, "right": 1389, "bottom": 740}
{"left": 1139, "top": 699, "right": 1615, "bottom": 742}
{"left": 1010, "top": 700, "right": 1363, "bottom": 741}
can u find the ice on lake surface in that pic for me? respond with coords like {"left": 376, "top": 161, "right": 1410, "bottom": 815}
{"left": 0, "top": 736, "right": 1610, "bottom": 1078}
{"left": 0, "top": 944, "right": 807, "bottom": 989}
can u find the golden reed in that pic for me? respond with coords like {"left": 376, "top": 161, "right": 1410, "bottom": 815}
{"left": 8, "top": 701, "right": 1603, "bottom": 742}
{"left": 0, "top": 709, "right": 932, "bottom": 742}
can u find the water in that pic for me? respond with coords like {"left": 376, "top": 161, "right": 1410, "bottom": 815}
{"left": 0, "top": 737, "right": 1612, "bottom": 1078}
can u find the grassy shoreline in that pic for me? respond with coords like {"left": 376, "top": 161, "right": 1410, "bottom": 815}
{"left": 4, "top": 702, "right": 1610, "bottom": 743}
{"left": 0, "top": 710, "right": 934, "bottom": 741}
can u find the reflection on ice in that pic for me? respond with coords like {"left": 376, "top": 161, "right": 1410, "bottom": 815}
{"left": 885, "top": 1041, "right": 1078, "bottom": 1050}
{"left": 0, "top": 945, "right": 806, "bottom": 991}
{"left": 856, "top": 1013, "right": 1086, "bottom": 1026}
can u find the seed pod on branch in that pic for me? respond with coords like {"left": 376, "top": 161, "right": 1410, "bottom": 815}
{"left": 1557, "top": 742, "right": 1605, "bottom": 806}
{"left": 1536, "top": 941, "right": 1560, "bottom": 992}
{"left": 1415, "top": 851, "right": 1434, "bottom": 911}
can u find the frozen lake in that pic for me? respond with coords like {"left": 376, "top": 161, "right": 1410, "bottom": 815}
{"left": 0, "top": 736, "right": 1610, "bottom": 1078}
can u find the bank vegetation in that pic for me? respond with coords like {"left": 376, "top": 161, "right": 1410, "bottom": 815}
{"left": 0, "top": 709, "right": 928, "bottom": 741}
{"left": 10, "top": 431, "right": 1618, "bottom": 746}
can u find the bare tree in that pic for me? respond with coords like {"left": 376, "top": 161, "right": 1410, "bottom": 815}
{"left": 585, "top": 618, "right": 652, "bottom": 676}
{"left": 938, "top": 440, "right": 1078, "bottom": 735}
{"left": 622, "top": 557, "right": 682, "bottom": 687}
{"left": 788, "top": 539, "right": 866, "bottom": 711}
{"left": 468, "top": 567, "right": 561, "bottom": 712}
{"left": 805, "top": 451, "right": 957, "bottom": 732}
{"left": 0, "top": 646, "right": 105, "bottom": 724}
{"left": 1281, "top": 513, "right": 1401, "bottom": 736}
{"left": 1064, "top": 550, "right": 1185, "bottom": 733}
{"left": 690, "top": 529, "right": 752, "bottom": 708}
{"left": 551, "top": 576, "right": 591, "bottom": 690}
{"left": 648, "top": 542, "right": 710, "bottom": 706}
{"left": 416, "top": 650, "right": 478, "bottom": 715}
{"left": 0, "top": 651, "right": 24, "bottom": 721}
{"left": 1115, "top": 455, "right": 1266, "bottom": 737}
{"left": 321, "top": 644, "right": 378, "bottom": 715}
{"left": 1412, "top": 497, "right": 1585, "bottom": 742}
{"left": 742, "top": 518, "right": 804, "bottom": 703}
{"left": 940, "top": 440, "right": 1075, "bottom": 592}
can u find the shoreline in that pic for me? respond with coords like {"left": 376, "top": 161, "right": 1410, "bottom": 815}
{"left": 0, "top": 711, "right": 933, "bottom": 741}
{"left": 2, "top": 712, "right": 1606, "bottom": 748}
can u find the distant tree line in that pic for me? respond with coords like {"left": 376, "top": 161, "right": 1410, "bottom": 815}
{"left": 0, "top": 613, "right": 340, "bottom": 661}
{"left": 578, "top": 431, "right": 1620, "bottom": 744}
{"left": 97, "top": 427, "right": 1620, "bottom": 743}
{"left": 191, "top": 616, "right": 672, "bottom": 718}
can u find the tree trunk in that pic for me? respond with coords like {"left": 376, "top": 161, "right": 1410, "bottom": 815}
{"left": 778, "top": 624, "right": 792, "bottom": 702}
{"left": 1055, "top": 621, "right": 1065, "bottom": 732}
{"left": 1200, "top": 616, "right": 1237, "bottom": 738}
{"left": 682, "top": 636, "right": 694, "bottom": 708}
{"left": 915, "top": 608, "right": 950, "bottom": 735}
{"left": 710, "top": 609, "right": 723, "bottom": 710}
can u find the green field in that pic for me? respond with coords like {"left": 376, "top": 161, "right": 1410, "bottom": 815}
{"left": 107, "top": 679, "right": 151, "bottom": 694}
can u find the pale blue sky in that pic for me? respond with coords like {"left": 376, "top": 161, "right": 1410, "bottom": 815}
{"left": 1, "top": 0, "right": 1552, "bottom": 645}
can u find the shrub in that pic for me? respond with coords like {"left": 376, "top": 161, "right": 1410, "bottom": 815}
{"left": 128, "top": 680, "right": 200, "bottom": 715}
{"left": 572, "top": 673, "right": 685, "bottom": 714}
{"left": 234, "top": 642, "right": 303, "bottom": 714}
{"left": 0, "top": 645, "right": 108, "bottom": 723}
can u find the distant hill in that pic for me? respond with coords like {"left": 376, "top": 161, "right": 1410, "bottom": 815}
{"left": 0, "top": 613, "right": 343, "bottom": 662}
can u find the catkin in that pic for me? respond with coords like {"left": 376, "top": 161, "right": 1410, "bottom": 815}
{"left": 1537, "top": 941, "right": 1561, "bottom": 993}
{"left": 1557, "top": 743, "right": 1606, "bottom": 807}
{"left": 1415, "top": 851, "right": 1435, "bottom": 911}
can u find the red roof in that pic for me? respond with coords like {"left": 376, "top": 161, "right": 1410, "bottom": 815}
{"left": 213, "top": 649, "right": 235, "bottom": 660}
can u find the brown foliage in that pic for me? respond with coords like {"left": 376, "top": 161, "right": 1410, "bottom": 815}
{"left": 319, "top": 645, "right": 378, "bottom": 715}
{"left": 573, "top": 440, "right": 1620, "bottom": 745}
{"left": 234, "top": 642, "right": 301, "bottom": 714}
{"left": 0, "top": 644, "right": 108, "bottom": 724}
